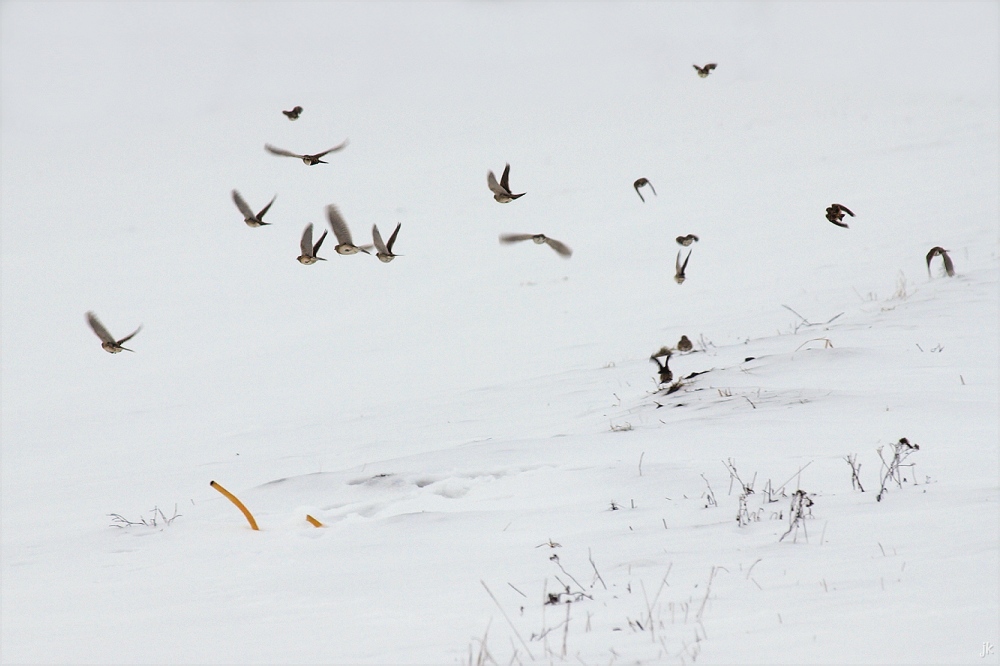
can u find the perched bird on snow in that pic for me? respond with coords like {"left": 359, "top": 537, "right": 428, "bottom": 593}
{"left": 674, "top": 250, "right": 692, "bottom": 284}
{"left": 296, "top": 223, "right": 327, "bottom": 264}
{"left": 326, "top": 205, "right": 372, "bottom": 255}
{"left": 677, "top": 335, "right": 693, "bottom": 352}
{"left": 265, "top": 140, "right": 348, "bottom": 165}
{"left": 232, "top": 190, "right": 276, "bottom": 227}
{"left": 693, "top": 63, "right": 717, "bottom": 78}
{"left": 633, "top": 178, "right": 656, "bottom": 202}
{"left": 487, "top": 164, "right": 525, "bottom": 203}
{"left": 925, "top": 246, "right": 955, "bottom": 277}
{"left": 676, "top": 234, "right": 699, "bottom": 246}
{"left": 500, "top": 233, "right": 572, "bottom": 258}
{"left": 86, "top": 311, "right": 141, "bottom": 353}
{"left": 372, "top": 223, "right": 402, "bottom": 263}
{"left": 650, "top": 350, "right": 673, "bottom": 385}
{"left": 282, "top": 106, "right": 303, "bottom": 120}
{"left": 825, "top": 203, "right": 855, "bottom": 228}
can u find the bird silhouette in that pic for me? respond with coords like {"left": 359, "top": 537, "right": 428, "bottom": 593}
{"left": 487, "top": 164, "right": 526, "bottom": 203}
{"left": 265, "top": 140, "right": 348, "bottom": 165}
{"left": 372, "top": 223, "right": 402, "bottom": 263}
{"left": 634, "top": 178, "right": 656, "bottom": 202}
{"left": 282, "top": 106, "right": 303, "bottom": 120}
{"left": 825, "top": 203, "right": 855, "bottom": 228}
{"left": 297, "top": 223, "right": 328, "bottom": 264}
{"left": 232, "top": 190, "right": 276, "bottom": 227}
{"left": 674, "top": 250, "right": 692, "bottom": 284}
{"left": 677, "top": 335, "right": 693, "bottom": 352}
{"left": 326, "top": 205, "right": 372, "bottom": 255}
{"left": 693, "top": 63, "right": 717, "bottom": 78}
{"left": 650, "top": 350, "right": 673, "bottom": 385}
{"left": 86, "top": 311, "right": 141, "bottom": 353}
{"left": 925, "top": 247, "right": 955, "bottom": 277}
{"left": 500, "top": 233, "right": 572, "bottom": 258}
{"left": 676, "top": 234, "right": 699, "bottom": 246}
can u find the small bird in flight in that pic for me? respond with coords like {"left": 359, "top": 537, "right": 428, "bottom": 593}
{"left": 326, "top": 205, "right": 372, "bottom": 255}
{"left": 634, "top": 178, "right": 656, "bottom": 202}
{"left": 231, "top": 190, "right": 276, "bottom": 227}
{"left": 676, "top": 335, "right": 693, "bottom": 352}
{"left": 825, "top": 203, "right": 855, "bottom": 228}
{"left": 487, "top": 164, "right": 525, "bottom": 203}
{"left": 650, "top": 349, "right": 673, "bottom": 385}
{"left": 925, "top": 247, "right": 955, "bottom": 277}
{"left": 86, "top": 311, "right": 141, "bottom": 353}
{"left": 500, "top": 233, "right": 572, "bottom": 258}
{"left": 693, "top": 63, "right": 717, "bottom": 78}
{"left": 674, "top": 250, "right": 692, "bottom": 284}
{"left": 265, "top": 140, "right": 348, "bottom": 165}
{"left": 372, "top": 223, "right": 402, "bottom": 263}
{"left": 297, "top": 223, "right": 328, "bottom": 264}
{"left": 282, "top": 106, "right": 303, "bottom": 120}
{"left": 676, "top": 234, "right": 699, "bottom": 246}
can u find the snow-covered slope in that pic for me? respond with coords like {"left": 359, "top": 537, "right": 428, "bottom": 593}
{"left": 2, "top": 3, "right": 997, "bottom": 664}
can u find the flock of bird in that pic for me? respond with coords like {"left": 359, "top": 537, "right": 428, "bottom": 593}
{"left": 87, "top": 60, "right": 959, "bottom": 396}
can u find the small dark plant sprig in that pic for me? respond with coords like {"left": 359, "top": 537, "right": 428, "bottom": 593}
{"left": 844, "top": 454, "right": 865, "bottom": 492}
{"left": 108, "top": 504, "right": 181, "bottom": 529}
{"left": 876, "top": 438, "right": 920, "bottom": 502}
{"left": 700, "top": 474, "right": 717, "bottom": 508}
{"left": 779, "top": 490, "right": 814, "bottom": 542}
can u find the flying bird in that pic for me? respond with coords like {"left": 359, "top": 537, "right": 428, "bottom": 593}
{"left": 326, "top": 205, "right": 372, "bottom": 255}
{"left": 825, "top": 203, "right": 855, "bottom": 228}
{"left": 265, "top": 140, "right": 348, "bottom": 165}
{"left": 693, "top": 63, "right": 717, "bottom": 78}
{"left": 282, "top": 106, "right": 303, "bottom": 120}
{"left": 634, "top": 178, "right": 656, "bottom": 202}
{"left": 232, "top": 190, "right": 276, "bottom": 227}
{"left": 925, "top": 246, "right": 955, "bottom": 277}
{"left": 650, "top": 350, "right": 673, "bottom": 385}
{"left": 676, "top": 234, "right": 699, "bottom": 246}
{"left": 297, "top": 223, "right": 328, "bottom": 264}
{"left": 487, "top": 163, "right": 525, "bottom": 203}
{"left": 86, "top": 311, "right": 141, "bottom": 353}
{"left": 372, "top": 223, "right": 402, "bottom": 263}
{"left": 674, "top": 250, "right": 692, "bottom": 284}
{"left": 499, "top": 233, "right": 572, "bottom": 258}
{"left": 677, "top": 335, "right": 693, "bottom": 352}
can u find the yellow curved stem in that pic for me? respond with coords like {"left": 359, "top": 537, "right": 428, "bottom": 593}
{"left": 210, "top": 480, "right": 259, "bottom": 530}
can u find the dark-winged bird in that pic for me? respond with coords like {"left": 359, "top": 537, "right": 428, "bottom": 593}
{"left": 232, "top": 190, "right": 276, "bottom": 227}
{"left": 825, "top": 203, "right": 855, "bottom": 228}
{"left": 282, "top": 106, "right": 303, "bottom": 120}
{"left": 634, "top": 178, "right": 656, "bottom": 202}
{"left": 650, "top": 349, "right": 673, "bottom": 385}
{"left": 86, "top": 311, "right": 141, "bottom": 353}
{"left": 674, "top": 250, "right": 692, "bottom": 284}
{"left": 693, "top": 63, "right": 717, "bottom": 78}
{"left": 500, "top": 233, "right": 572, "bottom": 258}
{"left": 676, "top": 234, "right": 699, "bottom": 246}
{"left": 677, "top": 335, "right": 693, "bottom": 352}
{"left": 297, "top": 223, "right": 328, "bottom": 264}
{"left": 925, "top": 247, "right": 955, "bottom": 277}
{"left": 487, "top": 164, "right": 525, "bottom": 203}
{"left": 265, "top": 140, "right": 348, "bottom": 165}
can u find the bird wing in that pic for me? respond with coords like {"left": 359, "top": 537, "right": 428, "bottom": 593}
{"left": 313, "top": 230, "right": 328, "bottom": 255}
{"left": 257, "top": 194, "right": 277, "bottom": 219}
{"left": 117, "top": 326, "right": 142, "bottom": 346}
{"left": 675, "top": 250, "right": 683, "bottom": 275}
{"left": 86, "top": 311, "right": 116, "bottom": 344}
{"left": 231, "top": 190, "right": 255, "bottom": 219}
{"left": 833, "top": 204, "right": 854, "bottom": 217}
{"left": 499, "top": 234, "right": 534, "bottom": 244}
{"left": 829, "top": 218, "right": 850, "bottom": 229}
{"left": 706, "top": 63, "right": 717, "bottom": 70}
{"left": 941, "top": 250, "right": 955, "bottom": 276}
{"left": 647, "top": 181, "right": 657, "bottom": 195}
{"left": 264, "top": 144, "right": 302, "bottom": 158}
{"left": 500, "top": 164, "right": 512, "bottom": 193}
{"left": 925, "top": 247, "right": 939, "bottom": 272}
{"left": 544, "top": 237, "right": 573, "bottom": 257}
{"left": 680, "top": 250, "right": 691, "bottom": 273}
{"left": 385, "top": 222, "right": 401, "bottom": 252}
{"left": 487, "top": 170, "right": 506, "bottom": 196}
{"left": 313, "top": 140, "right": 349, "bottom": 158}
{"left": 371, "top": 224, "right": 388, "bottom": 254}
{"left": 301, "top": 224, "right": 314, "bottom": 256}
{"left": 634, "top": 181, "right": 645, "bottom": 202}
{"left": 326, "top": 204, "right": 354, "bottom": 245}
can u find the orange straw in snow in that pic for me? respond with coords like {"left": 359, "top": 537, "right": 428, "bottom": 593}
{"left": 210, "top": 480, "right": 259, "bottom": 530}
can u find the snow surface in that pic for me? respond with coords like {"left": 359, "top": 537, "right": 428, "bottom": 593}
{"left": 2, "top": 2, "right": 998, "bottom": 664}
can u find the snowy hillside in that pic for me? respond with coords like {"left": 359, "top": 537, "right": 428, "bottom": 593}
{"left": 2, "top": 3, "right": 997, "bottom": 664}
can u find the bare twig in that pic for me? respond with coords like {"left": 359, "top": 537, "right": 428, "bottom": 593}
{"left": 481, "top": 581, "right": 534, "bottom": 660}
